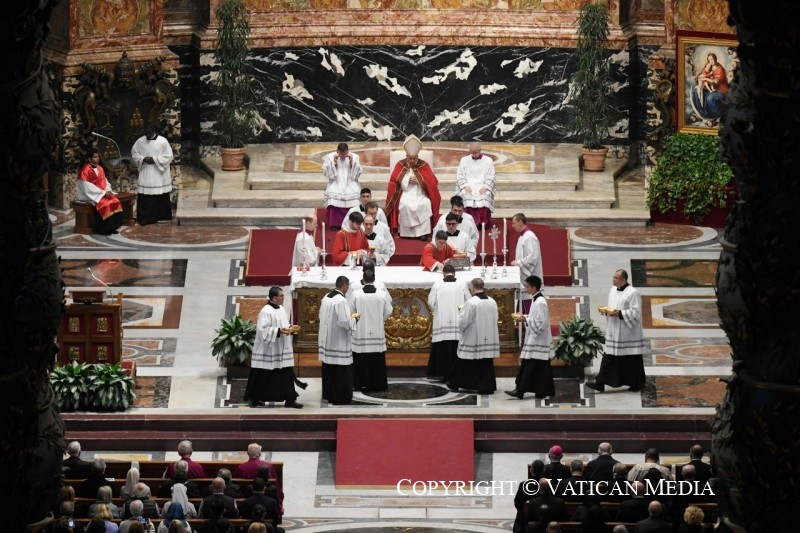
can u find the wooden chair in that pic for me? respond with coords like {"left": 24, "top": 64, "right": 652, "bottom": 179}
{"left": 72, "top": 191, "right": 136, "bottom": 234}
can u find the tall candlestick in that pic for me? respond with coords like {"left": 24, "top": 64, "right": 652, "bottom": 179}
{"left": 482, "top": 222, "right": 485, "bottom": 252}
{"left": 503, "top": 218, "right": 508, "bottom": 250}
{"left": 322, "top": 222, "right": 326, "bottom": 254}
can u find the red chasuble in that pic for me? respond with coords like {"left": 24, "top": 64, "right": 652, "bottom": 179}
{"left": 332, "top": 228, "right": 370, "bottom": 265}
{"left": 384, "top": 159, "right": 441, "bottom": 235}
{"left": 420, "top": 242, "right": 456, "bottom": 271}
{"left": 77, "top": 163, "right": 123, "bottom": 220}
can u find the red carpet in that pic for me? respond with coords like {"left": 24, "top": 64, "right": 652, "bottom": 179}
{"left": 336, "top": 418, "right": 474, "bottom": 488}
{"left": 244, "top": 228, "right": 297, "bottom": 286}
{"left": 244, "top": 212, "right": 572, "bottom": 286}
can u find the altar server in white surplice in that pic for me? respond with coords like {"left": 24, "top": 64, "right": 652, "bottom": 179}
{"left": 448, "top": 278, "right": 499, "bottom": 395}
{"left": 510, "top": 212, "right": 543, "bottom": 313}
{"left": 456, "top": 142, "right": 496, "bottom": 227}
{"left": 363, "top": 214, "right": 394, "bottom": 266}
{"left": 351, "top": 269, "right": 393, "bottom": 393}
{"left": 345, "top": 189, "right": 388, "bottom": 226}
{"left": 433, "top": 195, "right": 479, "bottom": 253}
{"left": 244, "top": 286, "right": 303, "bottom": 409}
{"left": 131, "top": 123, "right": 174, "bottom": 226}
{"left": 426, "top": 264, "right": 471, "bottom": 382}
{"left": 506, "top": 275, "right": 554, "bottom": 400}
{"left": 319, "top": 276, "right": 357, "bottom": 405}
{"left": 292, "top": 214, "right": 321, "bottom": 267}
{"left": 443, "top": 212, "right": 476, "bottom": 262}
{"left": 323, "top": 142, "right": 363, "bottom": 229}
{"left": 586, "top": 269, "right": 646, "bottom": 394}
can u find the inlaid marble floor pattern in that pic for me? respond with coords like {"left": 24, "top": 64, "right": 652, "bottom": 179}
{"left": 52, "top": 204, "right": 729, "bottom": 531}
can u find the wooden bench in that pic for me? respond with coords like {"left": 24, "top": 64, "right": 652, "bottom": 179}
{"left": 102, "top": 460, "right": 283, "bottom": 488}
{"left": 72, "top": 191, "right": 136, "bottom": 234}
{"left": 67, "top": 477, "right": 271, "bottom": 500}
{"left": 70, "top": 517, "right": 271, "bottom": 530}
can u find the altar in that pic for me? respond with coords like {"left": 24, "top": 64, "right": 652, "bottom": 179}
{"left": 291, "top": 266, "right": 522, "bottom": 360}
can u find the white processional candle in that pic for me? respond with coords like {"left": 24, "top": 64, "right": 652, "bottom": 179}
{"left": 322, "top": 222, "right": 326, "bottom": 253}
{"left": 482, "top": 222, "right": 485, "bottom": 251}
{"left": 503, "top": 218, "right": 508, "bottom": 249}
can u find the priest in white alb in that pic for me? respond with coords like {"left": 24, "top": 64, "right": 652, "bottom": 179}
{"left": 456, "top": 142, "right": 496, "bottom": 227}
{"left": 292, "top": 214, "right": 321, "bottom": 267}
{"left": 510, "top": 212, "right": 543, "bottom": 313}
{"left": 586, "top": 269, "right": 646, "bottom": 393}
{"left": 318, "top": 276, "right": 358, "bottom": 405}
{"left": 323, "top": 142, "right": 363, "bottom": 229}
{"left": 385, "top": 135, "right": 441, "bottom": 240}
{"left": 363, "top": 215, "right": 393, "bottom": 266}
{"left": 448, "top": 277, "right": 500, "bottom": 394}
{"left": 244, "top": 286, "right": 303, "bottom": 409}
{"left": 426, "top": 263, "right": 471, "bottom": 382}
{"left": 351, "top": 269, "right": 393, "bottom": 393}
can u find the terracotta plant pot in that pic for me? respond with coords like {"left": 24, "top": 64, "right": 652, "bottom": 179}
{"left": 582, "top": 147, "right": 609, "bottom": 172}
{"left": 221, "top": 147, "right": 246, "bottom": 171}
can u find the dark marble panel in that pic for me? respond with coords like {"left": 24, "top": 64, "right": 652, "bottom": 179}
{"left": 199, "top": 46, "right": 630, "bottom": 144}
{"left": 631, "top": 259, "right": 717, "bottom": 287}
{"left": 61, "top": 258, "right": 189, "bottom": 287}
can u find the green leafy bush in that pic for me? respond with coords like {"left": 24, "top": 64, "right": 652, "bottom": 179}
{"left": 647, "top": 132, "right": 734, "bottom": 221}
{"left": 552, "top": 316, "right": 605, "bottom": 366}
{"left": 211, "top": 314, "right": 256, "bottom": 366}
{"left": 51, "top": 361, "right": 135, "bottom": 411}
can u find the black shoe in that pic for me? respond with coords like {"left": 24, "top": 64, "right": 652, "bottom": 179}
{"left": 284, "top": 400, "right": 303, "bottom": 409}
{"left": 249, "top": 400, "right": 265, "bottom": 407}
{"left": 504, "top": 390, "right": 524, "bottom": 399}
{"left": 294, "top": 378, "right": 308, "bottom": 390}
{"left": 585, "top": 381, "right": 605, "bottom": 392}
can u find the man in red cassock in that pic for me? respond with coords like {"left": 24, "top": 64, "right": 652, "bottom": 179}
{"left": 332, "top": 211, "right": 371, "bottom": 266}
{"left": 76, "top": 149, "right": 124, "bottom": 235}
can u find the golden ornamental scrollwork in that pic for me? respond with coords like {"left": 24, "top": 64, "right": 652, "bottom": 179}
{"left": 97, "top": 346, "right": 108, "bottom": 361}
{"left": 97, "top": 317, "right": 108, "bottom": 333}
{"left": 385, "top": 289, "right": 433, "bottom": 351}
{"left": 69, "top": 317, "right": 81, "bottom": 333}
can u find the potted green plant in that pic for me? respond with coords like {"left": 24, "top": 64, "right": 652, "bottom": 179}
{"left": 647, "top": 132, "right": 735, "bottom": 227}
{"left": 568, "top": 1, "right": 614, "bottom": 172}
{"left": 552, "top": 315, "right": 605, "bottom": 378}
{"left": 211, "top": 315, "right": 256, "bottom": 377}
{"left": 51, "top": 361, "right": 92, "bottom": 411}
{"left": 89, "top": 363, "right": 136, "bottom": 411}
{"left": 212, "top": 0, "right": 261, "bottom": 171}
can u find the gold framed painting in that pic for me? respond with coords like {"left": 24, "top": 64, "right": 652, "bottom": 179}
{"left": 676, "top": 31, "right": 738, "bottom": 134}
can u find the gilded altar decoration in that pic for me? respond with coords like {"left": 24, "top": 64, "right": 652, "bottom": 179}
{"left": 97, "top": 317, "right": 109, "bottom": 333}
{"left": 385, "top": 290, "right": 433, "bottom": 350}
{"left": 69, "top": 317, "right": 81, "bottom": 333}
{"left": 69, "top": 347, "right": 81, "bottom": 360}
{"left": 97, "top": 346, "right": 109, "bottom": 361}
{"left": 80, "top": 0, "right": 149, "bottom": 37}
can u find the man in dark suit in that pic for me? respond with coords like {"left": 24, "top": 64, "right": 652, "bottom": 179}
{"left": 634, "top": 500, "right": 674, "bottom": 532}
{"left": 217, "top": 468, "right": 244, "bottom": 498}
{"left": 199, "top": 477, "right": 240, "bottom": 519}
{"left": 585, "top": 442, "right": 622, "bottom": 485}
{"left": 525, "top": 479, "right": 568, "bottom": 523}
{"left": 158, "top": 460, "right": 201, "bottom": 498}
{"left": 616, "top": 481, "right": 650, "bottom": 524}
{"left": 675, "top": 444, "right": 713, "bottom": 485}
{"left": 542, "top": 445, "right": 571, "bottom": 483}
{"left": 63, "top": 441, "right": 92, "bottom": 480}
{"left": 240, "top": 478, "right": 282, "bottom": 526}
{"left": 76, "top": 458, "right": 111, "bottom": 498}
{"left": 556, "top": 459, "right": 587, "bottom": 502}
{"left": 605, "top": 461, "right": 631, "bottom": 503}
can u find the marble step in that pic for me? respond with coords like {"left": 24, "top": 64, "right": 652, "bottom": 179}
{"left": 210, "top": 189, "right": 616, "bottom": 210}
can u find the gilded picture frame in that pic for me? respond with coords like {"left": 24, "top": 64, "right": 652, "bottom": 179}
{"left": 676, "top": 31, "right": 738, "bottom": 134}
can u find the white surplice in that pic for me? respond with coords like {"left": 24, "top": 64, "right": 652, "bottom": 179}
{"left": 350, "top": 286, "right": 393, "bottom": 353}
{"left": 131, "top": 134, "right": 174, "bottom": 195}
{"left": 433, "top": 212, "right": 479, "bottom": 251}
{"left": 605, "top": 285, "right": 645, "bottom": 356}
{"left": 457, "top": 294, "right": 500, "bottom": 360}
{"left": 428, "top": 277, "right": 471, "bottom": 343}
{"left": 292, "top": 231, "right": 318, "bottom": 267}
{"left": 456, "top": 155, "right": 496, "bottom": 211}
{"left": 318, "top": 290, "right": 356, "bottom": 365}
{"left": 520, "top": 293, "right": 552, "bottom": 361}
{"left": 251, "top": 304, "right": 294, "bottom": 369}
{"left": 322, "top": 152, "right": 362, "bottom": 208}
{"left": 515, "top": 228, "right": 543, "bottom": 300}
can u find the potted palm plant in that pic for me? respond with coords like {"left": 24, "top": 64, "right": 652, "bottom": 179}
{"left": 212, "top": 0, "right": 261, "bottom": 171}
{"left": 552, "top": 315, "right": 605, "bottom": 379}
{"left": 647, "top": 131, "right": 735, "bottom": 227}
{"left": 568, "top": 1, "right": 614, "bottom": 172}
{"left": 211, "top": 314, "right": 256, "bottom": 377}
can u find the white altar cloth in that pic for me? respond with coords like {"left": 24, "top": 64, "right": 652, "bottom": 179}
{"left": 290, "top": 266, "right": 521, "bottom": 291}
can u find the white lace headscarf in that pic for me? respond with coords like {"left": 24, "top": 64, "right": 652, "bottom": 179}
{"left": 123, "top": 467, "right": 140, "bottom": 498}
{"left": 170, "top": 483, "right": 191, "bottom": 513}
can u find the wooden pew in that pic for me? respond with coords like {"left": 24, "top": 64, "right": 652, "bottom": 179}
{"left": 101, "top": 461, "right": 283, "bottom": 488}
{"left": 66, "top": 477, "right": 266, "bottom": 500}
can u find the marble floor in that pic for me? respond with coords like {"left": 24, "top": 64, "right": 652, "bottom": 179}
{"left": 51, "top": 170, "right": 729, "bottom": 531}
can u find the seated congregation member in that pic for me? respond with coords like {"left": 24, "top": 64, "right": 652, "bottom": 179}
{"left": 363, "top": 214, "right": 394, "bottom": 265}
{"left": 345, "top": 188, "right": 388, "bottom": 225}
{"left": 243, "top": 286, "right": 303, "bottom": 409}
{"left": 86, "top": 517, "right": 115, "bottom": 533}
{"left": 93, "top": 503, "right": 120, "bottom": 533}
{"left": 63, "top": 440, "right": 93, "bottom": 480}
{"left": 121, "top": 467, "right": 140, "bottom": 500}
{"left": 164, "top": 440, "right": 207, "bottom": 479}
{"left": 158, "top": 460, "right": 201, "bottom": 498}
{"left": 77, "top": 458, "right": 111, "bottom": 498}
{"left": 57, "top": 500, "right": 85, "bottom": 531}
{"left": 448, "top": 278, "right": 499, "bottom": 394}
{"left": 217, "top": 468, "right": 243, "bottom": 498}
{"left": 558, "top": 460, "right": 588, "bottom": 503}
{"left": 351, "top": 269, "right": 393, "bottom": 393}
{"left": 52, "top": 516, "right": 86, "bottom": 533}
{"left": 158, "top": 502, "right": 192, "bottom": 533}
{"left": 241, "top": 511, "right": 277, "bottom": 533}
{"left": 426, "top": 263, "right": 470, "bottom": 383}
{"left": 525, "top": 479, "right": 568, "bottom": 523}
{"left": 318, "top": 276, "right": 357, "bottom": 405}
{"left": 385, "top": 134, "right": 441, "bottom": 240}
{"left": 616, "top": 482, "right": 650, "bottom": 524}
{"left": 421, "top": 231, "right": 456, "bottom": 272}
{"left": 507, "top": 275, "right": 554, "bottom": 400}
{"left": 443, "top": 212, "right": 476, "bottom": 262}
{"left": 199, "top": 477, "right": 239, "bottom": 519}
{"left": 87, "top": 486, "right": 121, "bottom": 519}
{"left": 634, "top": 500, "right": 673, "bottom": 533}
{"left": 160, "top": 483, "right": 197, "bottom": 519}
{"left": 240, "top": 479, "right": 282, "bottom": 530}
{"left": 542, "top": 445, "right": 571, "bottom": 482}
{"left": 332, "top": 211, "right": 370, "bottom": 266}
{"left": 235, "top": 443, "right": 285, "bottom": 513}
{"left": 122, "top": 482, "right": 160, "bottom": 519}
{"left": 76, "top": 149, "right": 124, "bottom": 235}
{"left": 292, "top": 214, "right": 321, "bottom": 267}
{"left": 119, "top": 500, "right": 155, "bottom": 533}
{"left": 433, "top": 195, "right": 479, "bottom": 252}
